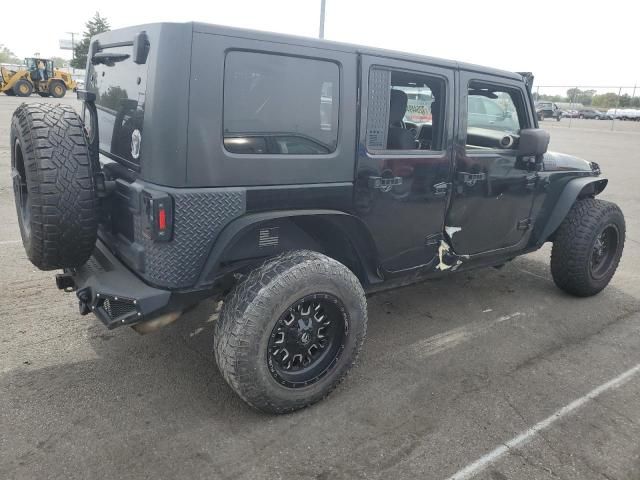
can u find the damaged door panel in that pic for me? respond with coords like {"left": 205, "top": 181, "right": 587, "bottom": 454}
{"left": 445, "top": 71, "right": 539, "bottom": 255}
{"left": 354, "top": 56, "right": 455, "bottom": 273}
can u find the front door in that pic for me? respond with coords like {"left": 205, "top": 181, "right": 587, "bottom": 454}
{"left": 445, "top": 71, "right": 538, "bottom": 255}
{"left": 354, "top": 56, "right": 454, "bottom": 273}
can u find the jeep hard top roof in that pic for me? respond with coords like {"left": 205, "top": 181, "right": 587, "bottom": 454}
{"left": 93, "top": 21, "right": 524, "bottom": 83}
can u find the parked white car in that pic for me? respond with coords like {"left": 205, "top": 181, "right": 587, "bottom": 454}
{"left": 606, "top": 108, "right": 640, "bottom": 120}
{"left": 606, "top": 108, "right": 623, "bottom": 119}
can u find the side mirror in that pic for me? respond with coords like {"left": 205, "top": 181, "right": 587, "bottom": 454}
{"left": 519, "top": 128, "right": 549, "bottom": 156}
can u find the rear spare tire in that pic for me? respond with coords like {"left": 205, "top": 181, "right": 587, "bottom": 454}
{"left": 11, "top": 103, "right": 99, "bottom": 270}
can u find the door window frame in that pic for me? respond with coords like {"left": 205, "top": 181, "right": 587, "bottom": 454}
{"left": 460, "top": 73, "right": 534, "bottom": 155}
{"left": 360, "top": 57, "right": 454, "bottom": 159}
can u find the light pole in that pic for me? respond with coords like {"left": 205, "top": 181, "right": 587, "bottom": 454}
{"left": 319, "top": 0, "right": 326, "bottom": 39}
{"left": 66, "top": 32, "right": 79, "bottom": 62}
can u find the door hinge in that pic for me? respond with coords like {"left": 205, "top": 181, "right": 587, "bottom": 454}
{"left": 432, "top": 181, "right": 451, "bottom": 197}
{"left": 517, "top": 218, "right": 532, "bottom": 230}
{"left": 525, "top": 173, "right": 537, "bottom": 190}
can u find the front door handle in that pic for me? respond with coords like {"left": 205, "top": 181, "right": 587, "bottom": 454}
{"left": 432, "top": 182, "right": 451, "bottom": 197}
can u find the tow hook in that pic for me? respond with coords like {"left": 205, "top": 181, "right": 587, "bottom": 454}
{"left": 55, "top": 272, "right": 75, "bottom": 291}
{"left": 77, "top": 287, "right": 92, "bottom": 316}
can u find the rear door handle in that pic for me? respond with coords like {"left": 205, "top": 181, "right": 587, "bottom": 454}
{"left": 457, "top": 171, "right": 486, "bottom": 186}
{"left": 368, "top": 176, "right": 403, "bottom": 191}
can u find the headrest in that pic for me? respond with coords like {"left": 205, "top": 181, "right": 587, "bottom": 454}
{"left": 389, "top": 89, "right": 408, "bottom": 124}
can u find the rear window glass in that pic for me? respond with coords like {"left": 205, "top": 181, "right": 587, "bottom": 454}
{"left": 223, "top": 51, "right": 339, "bottom": 155}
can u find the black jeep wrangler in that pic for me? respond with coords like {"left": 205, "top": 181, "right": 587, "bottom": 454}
{"left": 10, "top": 23, "right": 625, "bottom": 413}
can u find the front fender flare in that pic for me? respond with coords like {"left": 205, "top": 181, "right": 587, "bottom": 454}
{"left": 534, "top": 176, "right": 608, "bottom": 245}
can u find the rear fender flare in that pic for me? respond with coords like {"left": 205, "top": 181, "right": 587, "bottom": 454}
{"left": 534, "top": 176, "right": 608, "bottom": 245}
{"left": 196, "top": 210, "right": 381, "bottom": 287}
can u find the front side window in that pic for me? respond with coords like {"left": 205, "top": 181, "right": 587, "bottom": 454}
{"left": 366, "top": 68, "right": 446, "bottom": 152}
{"left": 466, "top": 82, "right": 525, "bottom": 150}
{"left": 223, "top": 51, "right": 339, "bottom": 155}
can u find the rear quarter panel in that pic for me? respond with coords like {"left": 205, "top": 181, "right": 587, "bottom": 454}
{"left": 186, "top": 30, "right": 358, "bottom": 187}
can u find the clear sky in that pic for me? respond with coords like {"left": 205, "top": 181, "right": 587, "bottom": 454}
{"left": 2, "top": 0, "right": 638, "bottom": 88}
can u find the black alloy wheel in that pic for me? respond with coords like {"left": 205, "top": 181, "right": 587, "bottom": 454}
{"left": 12, "top": 139, "right": 31, "bottom": 242}
{"left": 267, "top": 294, "right": 348, "bottom": 389}
{"left": 589, "top": 224, "right": 619, "bottom": 280}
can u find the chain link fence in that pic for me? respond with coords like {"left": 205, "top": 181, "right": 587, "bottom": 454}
{"left": 533, "top": 85, "right": 639, "bottom": 130}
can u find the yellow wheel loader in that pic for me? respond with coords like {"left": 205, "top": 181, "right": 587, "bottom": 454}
{"left": 1, "top": 58, "right": 77, "bottom": 98}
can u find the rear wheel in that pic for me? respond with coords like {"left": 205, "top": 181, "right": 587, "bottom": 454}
{"left": 49, "top": 81, "right": 66, "bottom": 98}
{"left": 551, "top": 198, "right": 625, "bottom": 297}
{"left": 37, "top": 92, "right": 50, "bottom": 97}
{"left": 14, "top": 79, "right": 32, "bottom": 97}
{"left": 214, "top": 250, "right": 367, "bottom": 413}
{"left": 5, "top": 89, "right": 16, "bottom": 96}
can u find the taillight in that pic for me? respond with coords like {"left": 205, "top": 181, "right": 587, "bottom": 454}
{"left": 158, "top": 208, "right": 167, "bottom": 231}
{"left": 143, "top": 190, "right": 173, "bottom": 242}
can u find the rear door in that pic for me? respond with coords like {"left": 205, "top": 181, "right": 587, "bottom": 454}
{"left": 355, "top": 55, "right": 455, "bottom": 273}
{"left": 445, "top": 71, "right": 537, "bottom": 255}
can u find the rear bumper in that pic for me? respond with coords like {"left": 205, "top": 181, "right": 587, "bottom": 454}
{"left": 59, "top": 240, "right": 179, "bottom": 329}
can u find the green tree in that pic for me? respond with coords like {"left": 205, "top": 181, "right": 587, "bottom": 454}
{"left": 618, "top": 94, "right": 631, "bottom": 108}
{"left": 50, "top": 56, "right": 68, "bottom": 68}
{"left": 592, "top": 93, "right": 619, "bottom": 109}
{"left": 566, "top": 88, "right": 596, "bottom": 106}
{"left": 0, "top": 44, "right": 21, "bottom": 64}
{"left": 71, "top": 12, "right": 111, "bottom": 69}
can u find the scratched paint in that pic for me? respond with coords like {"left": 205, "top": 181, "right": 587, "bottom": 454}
{"left": 445, "top": 226, "right": 462, "bottom": 238}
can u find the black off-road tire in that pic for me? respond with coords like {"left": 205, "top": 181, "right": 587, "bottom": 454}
{"left": 5, "top": 89, "right": 16, "bottom": 96}
{"left": 551, "top": 198, "right": 625, "bottom": 297}
{"left": 11, "top": 103, "right": 99, "bottom": 270}
{"left": 14, "top": 79, "right": 33, "bottom": 97}
{"left": 37, "top": 92, "right": 50, "bottom": 97}
{"left": 214, "top": 250, "right": 368, "bottom": 413}
{"left": 49, "top": 81, "right": 66, "bottom": 98}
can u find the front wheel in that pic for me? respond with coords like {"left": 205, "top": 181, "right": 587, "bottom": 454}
{"left": 551, "top": 198, "right": 625, "bottom": 297}
{"left": 14, "top": 79, "right": 33, "bottom": 97}
{"left": 214, "top": 250, "right": 367, "bottom": 413}
{"left": 49, "top": 81, "right": 66, "bottom": 98}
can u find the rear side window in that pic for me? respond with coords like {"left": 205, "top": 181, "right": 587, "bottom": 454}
{"left": 223, "top": 51, "right": 339, "bottom": 155}
{"left": 366, "top": 67, "right": 446, "bottom": 152}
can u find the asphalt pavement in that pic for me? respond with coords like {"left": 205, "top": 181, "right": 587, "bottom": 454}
{"left": 1, "top": 96, "right": 639, "bottom": 480}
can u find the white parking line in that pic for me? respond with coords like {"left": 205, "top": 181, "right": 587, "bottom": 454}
{"left": 0, "top": 240, "right": 21, "bottom": 245}
{"left": 446, "top": 362, "right": 640, "bottom": 480}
